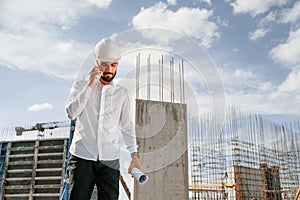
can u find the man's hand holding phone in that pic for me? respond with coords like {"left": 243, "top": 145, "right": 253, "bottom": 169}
{"left": 88, "top": 64, "right": 103, "bottom": 88}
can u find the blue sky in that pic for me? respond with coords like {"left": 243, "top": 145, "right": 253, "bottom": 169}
{"left": 1, "top": 0, "right": 300, "bottom": 127}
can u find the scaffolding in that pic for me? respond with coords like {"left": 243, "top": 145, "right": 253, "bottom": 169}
{"left": 189, "top": 107, "right": 300, "bottom": 199}
{"left": 0, "top": 139, "right": 68, "bottom": 199}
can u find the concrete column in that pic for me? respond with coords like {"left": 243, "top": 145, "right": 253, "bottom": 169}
{"left": 134, "top": 99, "right": 188, "bottom": 200}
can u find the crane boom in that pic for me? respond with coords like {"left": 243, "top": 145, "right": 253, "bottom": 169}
{"left": 15, "top": 121, "right": 69, "bottom": 136}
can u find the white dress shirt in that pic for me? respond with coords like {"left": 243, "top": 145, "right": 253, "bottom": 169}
{"left": 65, "top": 80, "right": 138, "bottom": 161}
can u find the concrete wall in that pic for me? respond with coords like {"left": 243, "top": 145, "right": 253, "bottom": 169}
{"left": 233, "top": 165, "right": 264, "bottom": 199}
{"left": 134, "top": 99, "right": 188, "bottom": 200}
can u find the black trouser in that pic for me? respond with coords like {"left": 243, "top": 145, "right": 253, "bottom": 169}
{"left": 68, "top": 155, "right": 120, "bottom": 200}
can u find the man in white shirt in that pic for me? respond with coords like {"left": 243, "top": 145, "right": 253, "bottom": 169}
{"left": 66, "top": 38, "right": 142, "bottom": 200}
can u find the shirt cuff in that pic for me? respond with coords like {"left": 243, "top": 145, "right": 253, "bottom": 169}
{"left": 128, "top": 145, "right": 138, "bottom": 155}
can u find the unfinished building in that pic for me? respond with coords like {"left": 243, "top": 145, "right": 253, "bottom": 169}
{"left": 189, "top": 107, "right": 300, "bottom": 199}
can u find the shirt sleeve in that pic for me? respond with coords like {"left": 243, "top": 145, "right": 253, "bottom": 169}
{"left": 65, "top": 80, "right": 92, "bottom": 120}
{"left": 120, "top": 92, "right": 138, "bottom": 154}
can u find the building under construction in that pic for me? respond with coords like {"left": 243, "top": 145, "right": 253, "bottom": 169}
{"left": 134, "top": 53, "right": 300, "bottom": 199}
{"left": 0, "top": 53, "right": 299, "bottom": 199}
{"left": 189, "top": 108, "right": 300, "bottom": 199}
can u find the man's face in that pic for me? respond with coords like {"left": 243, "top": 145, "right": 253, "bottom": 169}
{"left": 96, "top": 60, "right": 119, "bottom": 82}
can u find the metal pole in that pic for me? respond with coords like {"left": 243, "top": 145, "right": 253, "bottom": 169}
{"left": 182, "top": 60, "right": 185, "bottom": 103}
{"left": 161, "top": 54, "right": 164, "bottom": 102}
{"left": 179, "top": 62, "right": 182, "bottom": 104}
{"left": 147, "top": 54, "right": 150, "bottom": 100}
{"left": 136, "top": 53, "right": 140, "bottom": 100}
{"left": 170, "top": 59, "right": 172, "bottom": 102}
{"left": 171, "top": 57, "right": 174, "bottom": 103}
{"left": 159, "top": 59, "right": 161, "bottom": 101}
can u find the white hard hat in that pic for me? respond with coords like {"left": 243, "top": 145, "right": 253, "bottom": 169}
{"left": 94, "top": 38, "right": 121, "bottom": 62}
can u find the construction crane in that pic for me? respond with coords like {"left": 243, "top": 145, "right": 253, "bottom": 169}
{"left": 15, "top": 121, "right": 70, "bottom": 136}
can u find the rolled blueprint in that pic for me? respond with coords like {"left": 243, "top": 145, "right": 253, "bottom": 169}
{"left": 131, "top": 167, "right": 149, "bottom": 185}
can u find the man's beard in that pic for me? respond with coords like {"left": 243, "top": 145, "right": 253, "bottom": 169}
{"left": 101, "top": 71, "right": 116, "bottom": 82}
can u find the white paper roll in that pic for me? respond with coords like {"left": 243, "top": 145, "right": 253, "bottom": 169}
{"left": 131, "top": 167, "right": 149, "bottom": 185}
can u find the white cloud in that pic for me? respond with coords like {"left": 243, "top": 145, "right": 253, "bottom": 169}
{"left": 226, "top": 93, "right": 274, "bottom": 114}
{"left": 249, "top": 28, "right": 270, "bottom": 41}
{"left": 257, "top": 2, "right": 300, "bottom": 31}
{"left": 296, "top": 95, "right": 300, "bottom": 104}
{"left": 88, "top": 0, "right": 112, "bottom": 9}
{"left": 167, "top": 0, "right": 177, "bottom": 6}
{"left": 279, "top": 1, "right": 300, "bottom": 24}
{"left": 258, "top": 81, "right": 273, "bottom": 92}
{"left": 277, "top": 70, "right": 300, "bottom": 93}
{"left": 229, "top": 0, "right": 287, "bottom": 16}
{"left": 234, "top": 68, "right": 256, "bottom": 79}
{"left": 258, "top": 11, "right": 278, "bottom": 26}
{"left": 269, "top": 28, "right": 300, "bottom": 65}
{"left": 216, "top": 16, "right": 229, "bottom": 28}
{"left": 56, "top": 42, "right": 74, "bottom": 53}
{"left": 197, "top": 0, "right": 211, "bottom": 6}
{"left": 0, "top": 32, "right": 92, "bottom": 79}
{"left": 221, "top": 67, "right": 256, "bottom": 84}
{"left": 0, "top": 0, "right": 88, "bottom": 32}
{"left": 28, "top": 103, "right": 53, "bottom": 111}
{"left": 221, "top": 66, "right": 300, "bottom": 115}
{"left": 132, "top": 2, "right": 219, "bottom": 48}
{"left": 267, "top": 69, "right": 300, "bottom": 114}
{"left": 0, "top": 0, "right": 101, "bottom": 79}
